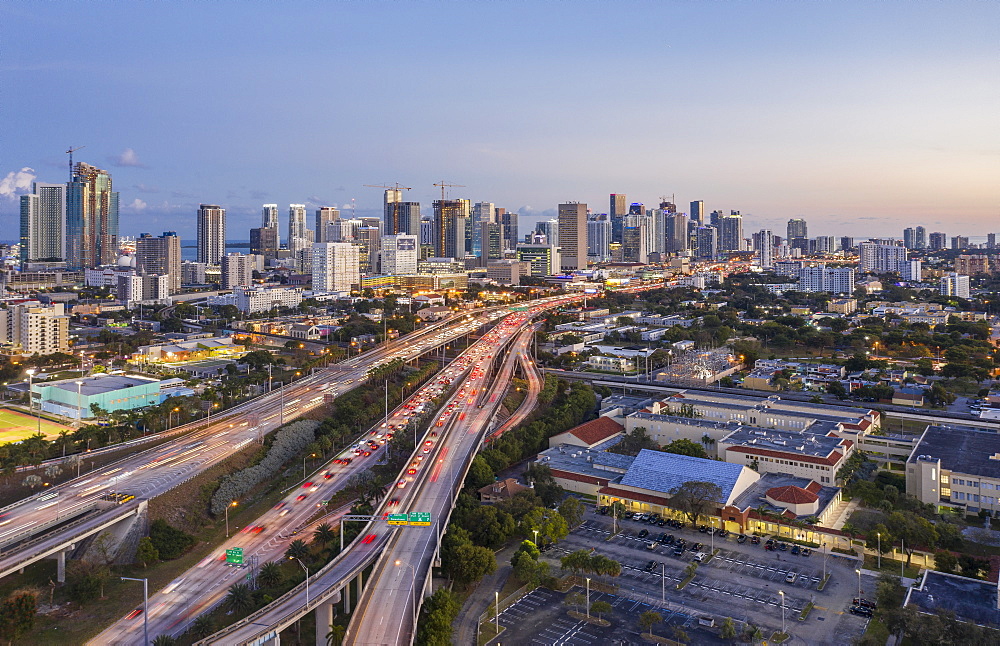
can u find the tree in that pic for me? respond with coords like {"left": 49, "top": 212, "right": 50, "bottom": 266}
{"left": 661, "top": 438, "right": 708, "bottom": 459}
{"left": 564, "top": 591, "right": 586, "bottom": 612}
{"left": 0, "top": 591, "right": 36, "bottom": 644}
{"left": 669, "top": 481, "right": 723, "bottom": 525}
{"left": 136, "top": 536, "right": 159, "bottom": 568}
{"left": 866, "top": 524, "right": 894, "bottom": 556}
{"left": 560, "top": 550, "right": 593, "bottom": 576}
{"left": 465, "top": 456, "right": 495, "bottom": 492}
{"left": 452, "top": 543, "right": 496, "bottom": 585}
{"left": 590, "top": 600, "right": 612, "bottom": 621}
{"left": 720, "top": 617, "right": 738, "bottom": 640}
{"left": 934, "top": 550, "right": 958, "bottom": 574}
{"left": 257, "top": 561, "right": 283, "bottom": 588}
{"left": 958, "top": 554, "right": 990, "bottom": 579}
{"left": 672, "top": 625, "right": 689, "bottom": 644}
{"left": 190, "top": 614, "right": 215, "bottom": 639}
{"left": 886, "top": 511, "right": 938, "bottom": 565}
{"left": 285, "top": 539, "right": 309, "bottom": 561}
{"left": 512, "top": 551, "right": 549, "bottom": 587}
{"left": 639, "top": 610, "right": 662, "bottom": 637}
{"left": 21, "top": 474, "right": 41, "bottom": 490}
{"left": 826, "top": 380, "right": 848, "bottom": 400}
{"left": 511, "top": 539, "right": 541, "bottom": 564}
{"left": 224, "top": 582, "right": 255, "bottom": 615}
{"left": 326, "top": 623, "right": 346, "bottom": 645}
{"left": 558, "top": 497, "right": 585, "bottom": 529}
{"left": 313, "top": 523, "right": 336, "bottom": 546}
{"left": 521, "top": 507, "right": 569, "bottom": 545}
{"left": 152, "top": 635, "right": 178, "bottom": 646}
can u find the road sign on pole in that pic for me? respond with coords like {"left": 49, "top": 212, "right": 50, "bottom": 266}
{"left": 225, "top": 547, "right": 244, "bottom": 565}
{"left": 387, "top": 514, "right": 409, "bottom": 526}
{"left": 408, "top": 512, "right": 432, "bottom": 526}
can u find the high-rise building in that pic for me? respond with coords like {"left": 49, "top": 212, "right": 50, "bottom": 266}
{"left": 380, "top": 234, "right": 419, "bottom": 275}
{"left": 951, "top": 236, "right": 969, "bottom": 251}
{"left": 629, "top": 203, "right": 645, "bottom": 216}
{"left": 471, "top": 202, "right": 495, "bottom": 258}
{"left": 535, "top": 218, "right": 559, "bottom": 246}
{"left": 587, "top": 215, "right": 611, "bottom": 262}
{"left": 622, "top": 215, "right": 648, "bottom": 264}
{"left": 695, "top": 227, "right": 718, "bottom": 260}
{"left": 483, "top": 223, "right": 503, "bottom": 265}
{"left": 516, "top": 243, "right": 561, "bottom": 276}
{"left": 221, "top": 253, "right": 262, "bottom": 289}
{"left": 955, "top": 255, "right": 990, "bottom": 276}
{"left": 610, "top": 193, "right": 627, "bottom": 243}
{"left": 795, "top": 266, "right": 855, "bottom": 294}
{"left": 648, "top": 210, "right": 667, "bottom": 256}
{"left": 250, "top": 227, "right": 278, "bottom": 261}
{"left": 940, "top": 273, "right": 970, "bottom": 299}
{"left": 903, "top": 227, "right": 917, "bottom": 250}
{"left": 900, "top": 260, "right": 922, "bottom": 281}
{"left": 135, "top": 231, "right": 182, "bottom": 293}
{"left": 262, "top": 204, "right": 279, "bottom": 230}
{"left": 666, "top": 213, "right": 689, "bottom": 254}
{"left": 196, "top": 204, "right": 226, "bottom": 264}
{"left": 396, "top": 202, "right": 421, "bottom": 238}
{"left": 66, "top": 162, "right": 119, "bottom": 269}
{"left": 382, "top": 188, "right": 403, "bottom": 235}
{"left": 353, "top": 226, "right": 381, "bottom": 274}
{"left": 709, "top": 210, "right": 724, "bottom": 228}
{"left": 557, "top": 202, "right": 587, "bottom": 271}
{"left": 752, "top": 230, "right": 774, "bottom": 269}
{"left": 988, "top": 233, "right": 997, "bottom": 250}
{"left": 433, "top": 199, "right": 470, "bottom": 259}
{"left": 312, "top": 242, "right": 360, "bottom": 293}
{"left": 0, "top": 303, "right": 70, "bottom": 355}
{"left": 814, "top": 236, "right": 835, "bottom": 254}
{"left": 928, "top": 232, "right": 947, "bottom": 251}
{"left": 719, "top": 214, "right": 743, "bottom": 252}
{"left": 420, "top": 217, "right": 434, "bottom": 246}
{"left": 689, "top": 200, "right": 704, "bottom": 226}
{"left": 500, "top": 209, "right": 518, "bottom": 253}
{"left": 19, "top": 182, "right": 66, "bottom": 264}
{"left": 840, "top": 237, "right": 855, "bottom": 252}
{"left": 287, "top": 204, "right": 311, "bottom": 254}
{"left": 787, "top": 218, "right": 808, "bottom": 239}
{"left": 314, "top": 207, "right": 340, "bottom": 243}
{"left": 859, "top": 242, "right": 906, "bottom": 273}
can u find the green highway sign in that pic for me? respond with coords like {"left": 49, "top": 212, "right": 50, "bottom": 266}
{"left": 511, "top": 306, "right": 528, "bottom": 312}
{"left": 408, "top": 512, "right": 432, "bottom": 526}
{"left": 387, "top": 514, "right": 409, "bottom": 526}
{"left": 225, "top": 547, "right": 244, "bottom": 565}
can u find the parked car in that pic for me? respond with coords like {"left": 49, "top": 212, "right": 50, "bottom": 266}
{"left": 751, "top": 536, "right": 761, "bottom": 545}
{"left": 638, "top": 529, "right": 649, "bottom": 538}
{"left": 737, "top": 534, "right": 748, "bottom": 544}
{"left": 785, "top": 572, "right": 797, "bottom": 583}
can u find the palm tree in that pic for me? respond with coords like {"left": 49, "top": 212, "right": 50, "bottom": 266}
{"left": 314, "top": 523, "right": 336, "bottom": 546}
{"left": 224, "top": 582, "right": 254, "bottom": 615}
{"left": 285, "top": 539, "right": 309, "bottom": 561}
{"left": 152, "top": 634, "right": 178, "bottom": 646}
{"left": 257, "top": 561, "right": 283, "bottom": 588}
{"left": 190, "top": 614, "right": 214, "bottom": 638}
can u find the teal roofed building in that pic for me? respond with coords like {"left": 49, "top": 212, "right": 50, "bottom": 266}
{"left": 33, "top": 374, "right": 162, "bottom": 420}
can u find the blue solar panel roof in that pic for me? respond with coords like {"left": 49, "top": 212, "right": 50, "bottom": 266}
{"left": 618, "top": 449, "right": 746, "bottom": 500}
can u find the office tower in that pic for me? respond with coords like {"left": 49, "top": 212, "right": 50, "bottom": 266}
{"left": 196, "top": 204, "right": 226, "bottom": 264}
{"left": 928, "top": 232, "right": 947, "bottom": 251}
{"left": 955, "top": 255, "right": 990, "bottom": 276}
{"left": 66, "top": 162, "right": 119, "bottom": 269}
{"left": 951, "top": 236, "right": 969, "bottom": 250}
{"left": 262, "top": 204, "right": 279, "bottom": 229}
{"left": 382, "top": 188, "right": 403, "bottom": 235}
{"left": 250, "top": 227, "right": 278, "bottom": 261}
{"left": 181, "top": 261, "right": 207, "bottom": 285}
{"left": 903, "top": 228, "right": 916, "bottom": 250}
{"left": 394, "top": 202, "right": 420, "bottom": 237}
{"left": 312, "top": 242, "right": 360, "bottom": 293}
{"left": 787, "top": 218, "right": 808, "bottom": 239}
{"left": 659, "top": 199, "right": 677, "bottom": 213}
{"left": 900, "top": 260, "right": 922, "bottom": 281}
{"left": 610, "top": 193, "right": 627, "bottom": 243}
{"left": 483, "top": 223, "right": 503, "bottom": 265}
{"left": 814, "top": 236, "right": 835, "bottom": 254}
{"left": 915, "top": 226, "right": 926, "bottom": 249}
{"left": 19, "top": 182, "right": 66, "bottom": 264}
{"left": 287, "top": 204, "right": 310, "bottom": 254}
{"left": 859, "top": 242, "right": 906, "bottom": 273}
{"left": 622, "top": 214, "right": 648, "bottom": 263}
{"left": 536, "top": 218, "right": 559, "bottom": 246}
{"left": 695, "top": 226, "right": 718, "bottom": 260}
{"left": 709, "top": 210, "right": 724, "bottom": 228}
{"left": 433, "top": 199, "right": 470, "bottom": 258}
{"left": 354, "top": 226, "right": 381, "bottom": 273}
{"left": 587, "top": 215, "right": 611, "bottom": 261}
{"left": 314, "top": 207, "right": 340, "bottom": 242}
{"left": 516, "top": 243, "right": 561, "bottom": 276}
{"left": 221, "top": 253, "right": 261, "bottom": 289}
{"left": 839, "top": 237, "right": 854, "bottom": 252}
{"left": 471, "top": 202, "right": 495, "bottom": 258}
{"left": 940, "top": 273, "right": 970, "bottom": 299}
{"left": 649, "top": 210, "right": 667, "bottom": 256}
{"left": 719, "top": 214, "right": 743, "bottom": 252}
{"left": 380, "top": 234, "right": 419, "bottom": 275}
{"left": 500, "top": 209, "right": 518, "bottom": 253}
{"left": 420, "top": 217, "right": 434, "bottom": 246}
{"left": 629, "top": 203, "right": 645, "bottom": 216}
{"left": 557, "top": 202, "right": 587, "bottom": 271}
{"left": 689, "top": 200, "right": 704, "bottom": 226}
{"left": 0, "top": 303, "right": 70, "bottom": 355}
{"left": 752, "top": 230, "right": 774, "bottom": 268}
{"left": 328, "top": 219, "right": 360, "bottom": 243}
{"left": 135, "top": 231, "right": 182, "bottom": 293}
{"left": 988, "top": 233, "right": 997, "bottom": 249}
{"left": 666, "top": 212, "right": 689, "bottom": 254}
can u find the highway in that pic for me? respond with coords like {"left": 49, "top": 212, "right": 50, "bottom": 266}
{"left": 195, "top": 297, "right": 578, "bottom": 646}
{"left": 0, "top": 307, "right": 514, "bottom": 582}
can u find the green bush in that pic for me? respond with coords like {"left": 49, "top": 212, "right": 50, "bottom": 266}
{"left": 149, "top": 519, "right": 196, "bottom": 560}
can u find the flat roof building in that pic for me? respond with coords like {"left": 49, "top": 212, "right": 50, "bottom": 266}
{"left": 33, "top": 374, "right": 161, "bottom": 420}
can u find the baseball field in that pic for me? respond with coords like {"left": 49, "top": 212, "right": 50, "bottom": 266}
{"left": 0, "top": 408, "right": 70, "bottom": 444}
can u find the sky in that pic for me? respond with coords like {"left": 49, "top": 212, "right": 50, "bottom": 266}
{"left": 1, "top": 1, "right": 998, "bottom": 242}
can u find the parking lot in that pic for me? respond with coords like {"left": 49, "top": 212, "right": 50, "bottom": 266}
{"left": 534, "top": 506, "right": 875, "bottom": 645}
{"left": 485, "top": 586, "right": 726, "bottom": 645}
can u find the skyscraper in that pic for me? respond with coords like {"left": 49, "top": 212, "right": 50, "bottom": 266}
{"left": 610, "top": 193, "right": 627, "bottom": 243}
{"left": 383, "top": 188, "right": 403, "bottom": 235}
{"left": 135, "top": 231, "right": 182, "bottom": 293}
{"left": 622, "top": 214, "right": 648, "bottom": 264}
{"left": 557, "top": 202, "right": 587, "bottom": 271}
{"left": 315, "top": 207, "right": 340, "bottom": 243}
{"left": 396, "top": 202, "right": 421, "bottom": 237}
{"left": 380, "top": 234, "right": 419, "bottom": 275}
{"left": 587, "top": 215, "right": 611, "bottom": 262}
{"left": 787, "top": 218, "right": 808, "bottom": 239}
{"left": 500, "top": 209, "right": 518, "bottom": 254}
{"left": 250, "top": 227, "right": 278, "bottom": 261}
{"left": 859, "top": 241, "right": 906, "bottom": 273}
{"left": 19, "top": 182, "right": 66, "bottom": 264}
{"left": 312, "top": 242, "right": 360, "bottom": 293}
{"left": 666, "top": 212, "right": 689, "bottom": 254}
{"left": 66, "top": 162, "right": 119, "bottom": 269}
{"left": 287, "top": 204, "right": 310, "bottom": 254}
{"left": 915, "top": 226, "right": 926, "bottom": 250}
{"left": 928, "top": 232, "right": 947, "bottom": 251}
{"left": 196, "top": 204, "right": 226, "bottom": 264}
{"left": 262, "top": 204, "right": 279, "bottom": 230}
{"left": 433, "top": 199, "right": 470, "bottom": 258}
{"left": 535, "top": 218, "right": 558, "bottom": 246}
{"left": 752, "top": 229, "right": 774, "bottom": 269}
{"left": 689, "top": 201, "right": 704, "bottom": 226}
{"left": 719, "top": 214, "right": 743, "bottom": 252}
{"left": 472, "top": 202, "right": 496, "bottom": 258}
{"left": 695, "top": 227, "right": 718, "bottom": 260}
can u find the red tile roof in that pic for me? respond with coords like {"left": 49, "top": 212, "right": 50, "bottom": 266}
{"left": 805, "top": 481, "right": 823, "bottom": 494}
{"left": 766, "top": 485, "right": 819, "bottom": 505}
{"left": 566, "top": 417, "right": 625, "bottom": 446}
{"left": 726, "top": 446, "right": 844, "bottom": 467}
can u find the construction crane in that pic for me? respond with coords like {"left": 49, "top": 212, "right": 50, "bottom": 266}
{"left": 433, "top": 181, "right": 465, "bottom": 201}
{"left": 365, "top": 183, "right": 414, "bottom": 235}
{"left": 363, "top": 182, "right": 413, "bottom": 193}
{"left": 66, "top": 146, "right": 85, "bottom": 180}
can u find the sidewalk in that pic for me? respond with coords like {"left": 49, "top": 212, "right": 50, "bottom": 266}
{"left": 453, "top": 541, "right": 520, "bottom": 645}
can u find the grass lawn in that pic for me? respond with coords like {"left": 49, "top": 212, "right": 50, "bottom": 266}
{"left": 863, "top": 553, "right": 921, "bottom": 579}
{"left": 0, "top": 408, "right": 70, "bottom": 443}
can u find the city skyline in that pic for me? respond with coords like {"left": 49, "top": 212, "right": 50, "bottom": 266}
{"left": 2, "top": 2, "right": 998, "bottom": 239}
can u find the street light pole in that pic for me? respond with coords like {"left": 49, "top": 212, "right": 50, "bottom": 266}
{"left": 877, "top": 532, "right": 881, "bottom": 570}
{"left": 75, "top": 380, "right": 84, "bottom": 426}
{"left": 779, "top": 590, "right": 786, "bottom": 635}
{"left": 586, "top": 577, "right": 590, "bottom": 619}
{"left": 292, "top": 557, "right": 310, "bottom": 605}
{"left": 855, "top": 568, "right": 862, "bottom": 599}
{"left": 226, "top": 500, "right": 237, "bottom": 537}
{"left": 121, "top": 577, "right": 148, "bottom": 646}
{"left": 661, "top": 562, "right": 665, "bottom": 603}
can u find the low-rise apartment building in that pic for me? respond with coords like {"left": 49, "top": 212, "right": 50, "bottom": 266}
{"left": 906, "top": 425, "right": 1000, "bottom": 515}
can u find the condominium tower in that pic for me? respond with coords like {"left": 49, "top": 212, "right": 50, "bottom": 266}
{"left": 196, "top": 204, "right": 226, "bottom": 264}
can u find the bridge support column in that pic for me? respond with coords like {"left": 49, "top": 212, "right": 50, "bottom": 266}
{"left": 315, "top": 599, "right": 335, "bottom": 645}
{"left": 356, "top": 569, "right": 363, "bottom": 604}
{"left": 55, "top": 550, "right": 66, "bottom": 583}
{"left": 344, "top": 580, "right": 351, "bottom": 614}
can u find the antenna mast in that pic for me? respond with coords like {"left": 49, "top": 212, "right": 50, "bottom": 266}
{"left": 66, "top": 146, "right": 85, "bottom": 181}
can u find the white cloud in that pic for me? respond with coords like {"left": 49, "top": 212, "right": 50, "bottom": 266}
{"left": 126, "top": 198, "right": 147, "bottom": 212}
{"left": 0, "top": 167, "right": 36, "bottom": 200}
{"left": 110, "top": 148, "right": 146, "bottom": 168}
